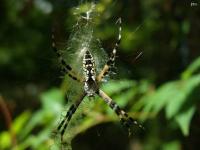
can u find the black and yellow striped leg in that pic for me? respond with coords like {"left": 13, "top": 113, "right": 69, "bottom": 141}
{"left": 97, "top": 89, "right": 143, "bottom": 134}
{"left": 51, "top": 33, "right": 81, "bottom": 82}
{"left": 107, "top": 18, "right": 122, "bottom": 67}
{"left": 57, "top": 93, "right": 86, "bottom": 142}
{"left": 97, "top": 18, "right": 122, "bottom": 81}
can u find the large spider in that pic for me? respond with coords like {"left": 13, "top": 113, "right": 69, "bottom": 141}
{"left": 52, "top": 5, "right": 142, "bottom": 143}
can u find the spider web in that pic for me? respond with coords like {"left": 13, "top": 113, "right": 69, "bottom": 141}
{"left": 52, "top": 96, "right": 98, "bottom": 150}
{"left": 52, "top": 2, "right": 108, "bottom": 149}
{"left": 63, "top": 7, "right": 108, "bottom": 76}
{"left": 61, "top": 2, "right": 108, "bottom": 102}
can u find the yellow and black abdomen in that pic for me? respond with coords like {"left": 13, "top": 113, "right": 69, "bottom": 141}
{"left": 83, "top": 49, "right": 98, "bottom": 96}
{"left": 83, "top": 49, "right": 96, "bottom": 81}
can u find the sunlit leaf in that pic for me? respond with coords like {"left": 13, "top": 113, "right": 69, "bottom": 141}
{"left": 175, "top": 106, "right": 196, "bottom": 136}
{"left": 0, "top": 132, "right": 11, "bottom": 149}
{"left": 12, "top": 111, "right": 31, "bottom": 135}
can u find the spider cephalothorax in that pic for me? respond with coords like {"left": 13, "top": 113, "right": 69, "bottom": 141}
{"left": 52, "top": 3, "right": 143, "bottom": 144}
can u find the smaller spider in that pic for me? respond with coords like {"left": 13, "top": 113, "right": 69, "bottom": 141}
{"left": 52, "top": 11, "right": 143, "bottom": 143}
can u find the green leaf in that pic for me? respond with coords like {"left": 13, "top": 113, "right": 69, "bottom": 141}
{"left": 12, "top": 111, "right": 31, "bottom": 135}
{"left": 40, "top": 88, "right": 64, "bottom": 112}
{"left": 101, "top": 80, "right": 136, "bottom": 95}
{"left": 165, "top": 74, "right": 200, "bottom": 119}
{"left": 165, "top": 82, "right": 187, "bottom": 119}
{"left": 19, "top": 110, "right": 44, "bottom": 139}
{"left": 175, "top": 106, "right": 196, "bottom": 136}
{"left": 152, "top": 81, "right": 178, "bottom": 114}
{"left": 0, "top": 132, "right": 11, "bottom": 149}
{"left": 162, "top": 141, "right": 181, "bottom": 150}
{"left": 136, "top": 81, "right": 178, "bottom": 120}
{"left": 114, "top": 86, "right": 137, "bottom": 107}
{"left": 182, "top": 57, "right": 200, "bottom": 79}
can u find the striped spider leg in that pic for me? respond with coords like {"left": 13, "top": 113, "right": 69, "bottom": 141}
{"left": 57, "top": 93, "right": 86, "bottom": 143}
{"left": 52, "top": 30, "right": 86, "bottom": 143}
{"left": 56, "top": 46, "right": 98, "bottom": 143}
{"left": 82, "top": 47, "right": 143, "bottom": 134}
{"left": 51, "top": 31, "right": 81, "bottom": 82}
{"left": 53, "top": 14, "right": 143, "bottom": 144}
{"left": 97, "top": 18, "right": 122, "bottom": 81}
{"left": 97, "top": 89, "right": 144, "bottom": 135}
{"left": 96, "top": 18, "right": 143, "bottom": 133}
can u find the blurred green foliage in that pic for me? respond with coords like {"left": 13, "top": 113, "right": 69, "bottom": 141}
{"left": 0, "top": 0, "right": 199, "bottom": 150}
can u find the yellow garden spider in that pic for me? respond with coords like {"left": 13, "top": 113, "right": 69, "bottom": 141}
{"left": 52, "top": 3, "right": 142, "bottom": 144}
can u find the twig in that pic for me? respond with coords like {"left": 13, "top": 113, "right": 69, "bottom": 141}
{"left": 0, "top": 95, "right": 17, "bottom": 148}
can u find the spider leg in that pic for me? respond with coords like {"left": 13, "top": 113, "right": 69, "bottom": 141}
{"left": 51, "top": 32, "right": 81, "bottom": 82}
{"left": 97, "top": 18, "right": 122, "bottom": 81}
{"left": 57, "top": 93, "right": 86, "bottom": 142}
{"left": 97, "top": 89, "right": 143, "bottom": 134}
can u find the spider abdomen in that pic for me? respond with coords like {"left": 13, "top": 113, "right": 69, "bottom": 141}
{"left": 83, "top": 50, "right": 98, "bottom": 96}
{"left": 83, "top": 50, "right": 96, "bottom": 80}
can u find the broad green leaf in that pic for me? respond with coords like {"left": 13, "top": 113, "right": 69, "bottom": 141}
{"left": 12, "top": 111, "right": 31, "bottom": 135}
{"left": 175, "top": 106, "right": 196, "bottom": 136}
{"left": 165, "top": 75, "right": 200, "bottom": 119}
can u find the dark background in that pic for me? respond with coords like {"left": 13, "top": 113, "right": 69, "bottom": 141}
{"left": 0, "top": 0, "right": 200, "bottom": 150}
